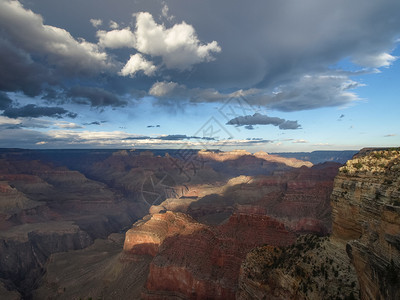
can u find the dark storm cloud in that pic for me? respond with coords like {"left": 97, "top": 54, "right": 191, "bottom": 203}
{"left": 67, "top": 86, "right": 127, "bottom": 107}
{"left": 3, "top": 104, "right": 77, "bottom": 119}
{"left": 227, "top": 113, "right": 301, "bottom": 130}
{"left": 0, "top": 38, "right": 52, "bottom": 96}
{"left": 0, "top": 0, "right": 399, "bottom": 113}
{"left": 0, "top": 0, "right": 111, "bottom": 76}
{"left": 279, "top": 121, "right": 302, "bottom": 130}
{"left": 84, "top": 121, "right": 101, "bottom": 125}
{"left": 0, "top": 92, "right": 12, "bottom": 110}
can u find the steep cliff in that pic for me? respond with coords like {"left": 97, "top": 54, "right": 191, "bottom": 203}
{"left": 331, "top": 149, "right": 400, "bottom": 299}
{"left": 237, "top": 148, "right": 400, "bottom": 299}
{"left": 0, "top": 222, "right": 92, "bottom": 295}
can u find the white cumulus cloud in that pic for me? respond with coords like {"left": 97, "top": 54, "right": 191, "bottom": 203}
{"left": 134, "top": 12, "right": 221, "bottom": 70}
{"left": 120, "top": 53, "right": 157, "bottom": 77}
{"left": 149, "top": 81, "right": 179, "bottom": 97}
{"left": 97, "top": 28, "right": 136, "bottom": 49}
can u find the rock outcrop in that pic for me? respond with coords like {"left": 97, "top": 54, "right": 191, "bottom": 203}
{"left": 237, "top": 235, "right": 359, "bottom": 299}
{"left": 331, "top": 149, "right": 400, "bottom": 299}
{"left": 123, "top": 211, "right": 296, "bottom": 299}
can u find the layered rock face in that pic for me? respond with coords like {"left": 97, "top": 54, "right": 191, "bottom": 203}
{"left": 0, "top": 155, "right": 138, "bottom": 297}
{"left": 123, "top": 211, "right": 296, "bottom": 299}
{"left": 331, "top": 149, "right": 400, "bottom": 299}
{"left": 159, "top": 162, "right": 339, "bottom": 235}
{"left": 237, "top": 148, "right": 400, "bottom": 300}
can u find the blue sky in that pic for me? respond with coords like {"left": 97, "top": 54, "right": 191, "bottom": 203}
{"left": 0, "top": 0, "right": 399, "bottom": 152}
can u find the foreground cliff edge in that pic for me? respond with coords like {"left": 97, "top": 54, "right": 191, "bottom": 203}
{"left": 239, "top": 148, "right": 400, "bottom": 299}
{"left": 332, "top": 149, "right": 400, "bottom": 299}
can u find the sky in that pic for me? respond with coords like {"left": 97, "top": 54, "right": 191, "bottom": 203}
{"left": 0, "top": 0, "right": 399, "bottom": 152}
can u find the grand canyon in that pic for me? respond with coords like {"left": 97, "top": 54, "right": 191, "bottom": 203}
{"left": 0, "top": 148, "right": 398, "bottom": 299}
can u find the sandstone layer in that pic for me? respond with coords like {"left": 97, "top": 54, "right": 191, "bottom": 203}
{"left": 125, "top": 211, "right": 296, "bottom": 299}
{"left": 331, "top": 149, "right": 400, "bottom": 299}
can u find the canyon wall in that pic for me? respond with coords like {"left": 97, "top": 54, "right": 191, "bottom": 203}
{"left": 238, "top": 148, "right": 400, "bottom": 300}
{"left": 331, "top": 149, "right": 400, "bottom": 299}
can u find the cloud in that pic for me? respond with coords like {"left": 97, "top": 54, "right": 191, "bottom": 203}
{"left": 120, "top": 53, "right": 157, "bottom": 77}
{"left": 292, "top": 139, "right": 308, "bottom": 144}
{"left": 97, "top": 28, "right": 136, "bottom": 48}
{"left": 0, "top": 117, "right": 52, "bottom": 129}
{"left": 134, "top": 11, "right": 221, "bottom": 70}
{"left": 17, "top": 119, "right": 52, "bottom": 129}
{"left": 148, "top": 81, "right": 229, "bottom": 103}
{"left": 0, "top": 123, "right": 270, "bottom": 148}
{"left": 149, "top": 81, "right": 180, "bottom": 97}
{"left": 67, "top": 86, "right": 127, "bottom": 107}
{"left": 109, "top": 20, "right": 119, "bottom": 29}
{"left": 161, "top": 3, "right": 175, "bottom": 22}
{"left": 90, "top": 18, "right": 102, "bottom": 28}
{"left": 55, "top": 122, "right": 83, "bottom": 129}
{"left": 279, "top": 120, "right": 302, "bottom": 130}
{"left": 159, "top": 134, "right": 215, "bottom": 141}
{"left": 0, "top": 38, "right": 51, "bottom": 96}
{"left": 248, "top": 74, "right": 363, "bottom": 111}
{"left": 0, "top": 0, "right": 110, "bottom": 75}
{"left": 0, "top": 92, "right": 12, "bottom": 110}
{"left": 353, "top": 52, "right": 397, "bottom": 68}
{"left": 123, "top": 134, "right": 215, "bottom": 141}
{"left": 2, "top": 104, "right": 77, "bottom": 119}
{"left": 226, "top": 113, "right": 301, "bottom": 130}
{"left": 83, "top": 121, "right": 105, "bottom": 126}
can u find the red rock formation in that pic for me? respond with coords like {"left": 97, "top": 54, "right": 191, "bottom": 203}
{"left": 123, "top": 212, "right": 204, "bottom": 256}
{"left": 123, "top": 211, "right": 296, "bottom": 299}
